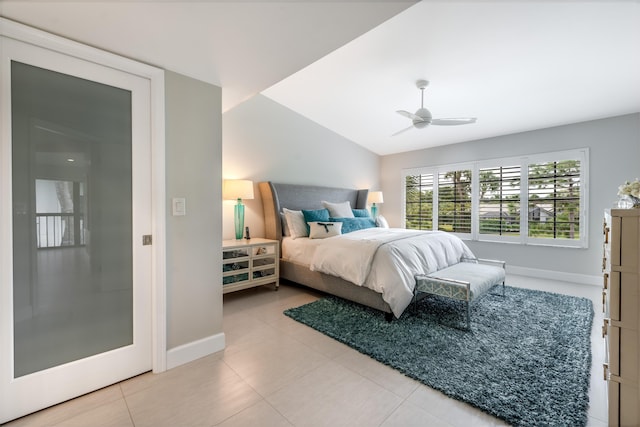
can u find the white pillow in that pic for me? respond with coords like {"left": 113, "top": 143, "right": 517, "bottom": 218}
{"left": 308, "top": 221, "right": 342, "bottom": 239}
{"left": 283, "top": 208, "right": 308, "bottom": 239}
{"left": 376, "top": 215, "right": 389, "bottom": 228}
{"left": 280, "top": 213, "right": 290, "bottom": 236}
{"left": 322, "top": 200, "right": 354, "bottom": 218}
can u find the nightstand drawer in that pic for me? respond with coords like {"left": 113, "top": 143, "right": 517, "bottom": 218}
{"left": 223, "top": 248, "right": 250, "bottom": 260}
{"left": 251, "top": 244, "right": 276, "bottom": 257}
{"left": 223, "top": 272, "right": 249, "bottom": 285}
{"left": 252, "top": 267, "right": 276, "bottom": 280}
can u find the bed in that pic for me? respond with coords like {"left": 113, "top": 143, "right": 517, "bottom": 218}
{"left": 259, "top": 181, "right": 474, "bottom": 319}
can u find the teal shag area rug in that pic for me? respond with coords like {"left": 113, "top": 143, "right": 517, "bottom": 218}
{"left": 284, "top": 286, "right": 593, "bottom": 427}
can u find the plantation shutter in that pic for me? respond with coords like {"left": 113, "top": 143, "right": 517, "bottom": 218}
{"left": 438, "top": 169, "right": 471, "bottom": 233}
{"left": 478, "top": 165, "right": 521, "bottom": 236}
{"left": 405, "top": 173, "right": 433, "bottom": 230}
{"left": 527, "top": 160, "right": 581, "bottom": 240}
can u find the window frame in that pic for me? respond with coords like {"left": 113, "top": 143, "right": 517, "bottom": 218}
{"left": 402, "top": 148, "right": 589, "bottom": 248}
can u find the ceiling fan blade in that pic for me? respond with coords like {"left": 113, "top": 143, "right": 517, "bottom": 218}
{"left": 391, "top": 125, "right": 414, "bottom": 136}
{"left": 431, "top": 118, "right": 477, "bottom": 126}
{"left": 396, "top": 110, "right": 425, "bottom": 122}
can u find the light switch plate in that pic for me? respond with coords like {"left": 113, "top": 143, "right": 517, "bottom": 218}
{"left": 172, "top": 198, "right": 186, "bottom": 216}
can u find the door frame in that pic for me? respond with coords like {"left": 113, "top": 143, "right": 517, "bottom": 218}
{"left": 0, "top": 17, "right": 167, "bottom": 373}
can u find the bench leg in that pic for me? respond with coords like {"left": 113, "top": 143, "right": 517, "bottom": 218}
{"left": 490, "top": 281, "right": 506, "bottom": 298}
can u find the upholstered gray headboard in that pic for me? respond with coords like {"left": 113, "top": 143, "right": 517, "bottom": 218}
{"left": 259, "top": 181, "right": 369, "bottom": 241}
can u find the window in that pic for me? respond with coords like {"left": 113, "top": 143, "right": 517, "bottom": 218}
{"left": 527, "top": 159, "right": 581, "bottom": 241}
{"left": 438, "top": 169, "right": 471, "bottom": 233}
{"left": 402, "top": 149, "right": 588, "bottom": 248}
{"left": 405, "top": 173, "right": 433, "bottom": 230}
{"left": 478, "top": 165, "right": 521, "bottom": 237}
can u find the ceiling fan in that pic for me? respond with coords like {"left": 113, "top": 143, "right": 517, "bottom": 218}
{"left": 393, "top": 80, "right": 477, "bottom": 136}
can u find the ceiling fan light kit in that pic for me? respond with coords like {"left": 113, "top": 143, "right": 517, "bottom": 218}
{"left": 393, "top": 79, "right": 477, "bottom": 136}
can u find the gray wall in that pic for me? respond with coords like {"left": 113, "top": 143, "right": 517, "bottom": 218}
{"left": 381, "top": 113, "right": 640, "bottom": 279}
{"left": 222, "top": 94, "right": 380, "bottom": 240}
{"left": 165, "top": 71, "right": 222, "bottom": 349}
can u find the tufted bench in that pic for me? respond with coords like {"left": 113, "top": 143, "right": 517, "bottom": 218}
{"left": 414, "top": 258, "right": 506, "bottom": 329}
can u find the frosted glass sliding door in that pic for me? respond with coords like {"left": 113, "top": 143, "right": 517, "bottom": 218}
{"left": 1, "top": 34, "right": 153, "bottom": 423}
{"left": 12, "top": 61, "right": 134, "bottom": 377}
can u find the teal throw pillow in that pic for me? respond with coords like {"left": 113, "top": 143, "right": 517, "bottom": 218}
{"left": 329, "top": 217, "right": 377, "bottom": 234}
{"left": 302, "top": 209, "right": 330, "bottom": 233}
{"left": 352, "top": 209, "right": 370, "bottom": 218}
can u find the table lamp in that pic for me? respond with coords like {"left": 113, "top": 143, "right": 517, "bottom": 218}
{"left": 368, "top": 191, "right": 383, "bottom": 219}
{"left": 223, "top": 179, "right": 254, "bottom": 239}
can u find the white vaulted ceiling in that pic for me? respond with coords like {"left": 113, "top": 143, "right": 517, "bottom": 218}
{"left": 0, "top": 0, "right": 416, "bottom": 112}
{"left": 263, "top": 1, "right": 640, "bottom": 155}
{"left": 2, "top": 1, "right": 639, "bottom": 155}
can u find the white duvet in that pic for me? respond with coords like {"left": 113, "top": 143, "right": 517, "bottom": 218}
{"left": 289, "top": 228, "right": 474, "bottom": 318}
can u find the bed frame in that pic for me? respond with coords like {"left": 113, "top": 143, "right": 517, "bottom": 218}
{"left": 259, "top": 181, "right": 393, "bottom": 315}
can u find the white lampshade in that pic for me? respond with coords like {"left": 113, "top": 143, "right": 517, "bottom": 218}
{"left": 223, "top": 179, "right": 254, "bottom": 201}
{"left": 368, "top": 191, "right": 384, "bottom": 204}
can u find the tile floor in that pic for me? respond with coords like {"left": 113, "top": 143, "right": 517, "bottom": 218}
{"left": 4, "top": 274, "right": 607, "bottom": 427}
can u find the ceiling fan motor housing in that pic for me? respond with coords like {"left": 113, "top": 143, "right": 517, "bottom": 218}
{"left": 413, "top": 107, "right": 432, "bottom": 128}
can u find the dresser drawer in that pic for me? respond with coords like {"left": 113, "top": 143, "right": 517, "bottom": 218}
{"left": 608, "top": 272, "right": 639, "bottom": 327}
{"left": 603, "top": 215, "right": 615, "bottom": 271}
{"left": 607, "top": 325, "right": 639, "bottom": 381}
{"left": 609, "top": 379, "right": 619, "bottom": 426}
{"left": 608, "top": 379, "right": 640, "bottom": 427}
{"left": 603, "top": 272, "right": 611, "bottom": 316}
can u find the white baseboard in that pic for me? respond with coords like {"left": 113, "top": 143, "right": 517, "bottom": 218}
{"left": 166, "top": 332, "right": 225, "bottom": 370}
{"left": 507, "top": 265, "right": 601, "bottom": 287}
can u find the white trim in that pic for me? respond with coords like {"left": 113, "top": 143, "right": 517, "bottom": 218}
{"left": 507, "top": 265, "right": 600, "bottom": 287}
{"left": 150, "top": 69, "right": 167, "bottom": 374}
{"left": 579, "top": 148, "right": 589, "bottom": 248}
{"left": 520, "top": 159, "right": 529, "bottom": 245}
{"left": 0, "top": 18, "right": 160, "bottom": 79}
{"left": 0, "top": 33, "right": 14, "bottom": 422}
{"left": 470, "top": 163, "right": 479, "bottom": 241}
{"left": 166, "top": 333, "right": 226, "bottom": 370}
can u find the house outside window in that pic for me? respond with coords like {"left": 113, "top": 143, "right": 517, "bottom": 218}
{"left": 403, "top": 149, "right": 588, "bottom": 248}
